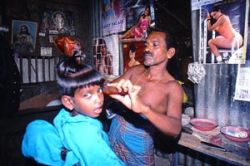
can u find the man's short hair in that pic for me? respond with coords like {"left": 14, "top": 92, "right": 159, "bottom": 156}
{"left": 148, "top": 28, "right": 176, "bottom": 49}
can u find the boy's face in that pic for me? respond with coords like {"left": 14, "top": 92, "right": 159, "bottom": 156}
{"left": 72, "top": 85, "right": 104, "bottom": 118}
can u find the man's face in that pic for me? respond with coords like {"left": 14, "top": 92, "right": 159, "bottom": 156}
{"left": 144, "top": 32, "right": 169, "bottom": 66}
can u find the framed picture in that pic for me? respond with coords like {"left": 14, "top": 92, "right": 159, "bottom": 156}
{"left": 122, "top": 41, "right": 145, "bottom": 72}
{"left": 39, "top": 9, "right": 75, "bottom": 36}
{"left": 195, "top": 0, "right": 248, "bottom": 64}
{"left": 93, "top": 35, "right": 120, "bottom": 76}
{"left": 11, "top": 19, "right": 38, "bottom": 54}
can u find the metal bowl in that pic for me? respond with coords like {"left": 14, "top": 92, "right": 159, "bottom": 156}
{"left": 220, "top": 126, "right": 250, "bottom": 142}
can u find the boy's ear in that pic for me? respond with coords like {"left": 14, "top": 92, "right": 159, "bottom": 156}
{"left": 61, "top": 95, "right": 74, "bottom": 110}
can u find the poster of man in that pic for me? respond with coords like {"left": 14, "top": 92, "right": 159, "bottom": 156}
{"left": 11, "top": 20, "right": 37, "bottom": 54}
{"left": 198, "top": 0, "right": 248, "bottom": 64}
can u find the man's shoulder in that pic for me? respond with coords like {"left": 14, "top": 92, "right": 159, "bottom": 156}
{"left": 124, "top": 65, "right": 144, "bottom": 77}
{"left": 166, "top": 80, "right": 184, "bottom": 98}
{"left": 126, "top": 64, "right": 144, "bottom": 73}
{"left": 167, "top": 79, "right": 182, "bottom": 87}
{"left": 162, "top": 79, "right": 183, "bottom": 93}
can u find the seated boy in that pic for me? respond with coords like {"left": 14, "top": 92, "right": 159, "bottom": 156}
{"left": 22, "top": 57, "right": 125, "bottom": 166}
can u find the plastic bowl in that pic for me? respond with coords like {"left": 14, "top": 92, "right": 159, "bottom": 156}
{"left": 190, "top": 118, "right": 217, "bottom": 131}
{"left": 220, "top": 126, "right": 250, "bottom": 142}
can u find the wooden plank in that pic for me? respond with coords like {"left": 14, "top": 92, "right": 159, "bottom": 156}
{"left": 178, "top": 132, "right": 250, "bottom": 166}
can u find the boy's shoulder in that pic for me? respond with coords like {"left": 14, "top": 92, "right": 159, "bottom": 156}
{"left": 54, "top": 108, "right": 103, "bottom": 129}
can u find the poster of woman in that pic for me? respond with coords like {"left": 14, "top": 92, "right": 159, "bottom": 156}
{"left": 120, "top": 0, "right": 155, "bottom": 41}
{"left": 93, "top": 35, "right": 120, "bottom": 76}
{"left": 121, "top": 5, "right": 151, "bottom": 40}
{"left": 198, "top": 0, "right": 248, "bottom": 64}
{"left": 102, "top": 0, "right": 126, "bottom": 36}
{"left": 122, "top": 41, "right": 144, "bottom": 71}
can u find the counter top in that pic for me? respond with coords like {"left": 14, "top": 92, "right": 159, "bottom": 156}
{"left": 19, "top": 92, "right": 61, "bottom": 112}
{"left": 179, "top": 132, "right": 250, "bottom": 166}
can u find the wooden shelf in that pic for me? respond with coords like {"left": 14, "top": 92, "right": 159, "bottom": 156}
{"left": 178, "top": 132, "right": 250, "bottom": 166}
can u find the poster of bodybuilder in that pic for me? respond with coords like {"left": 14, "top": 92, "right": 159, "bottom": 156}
{"left": 93, "top": 35, "right": 119, "bottom": 76}
{"left": 122, "top": 41, "right": 144, "bottom": 72}
{"left": 192, "top": 0, "right": 248, "bottom": 64}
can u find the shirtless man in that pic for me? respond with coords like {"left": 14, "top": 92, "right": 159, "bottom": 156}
{"left": 107, "top": 30, "right": 183, "bottom": 166}
{"left": 207, "top": 6, "right": 243, "bottom": 63}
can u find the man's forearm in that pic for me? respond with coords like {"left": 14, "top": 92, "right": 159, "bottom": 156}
{"left": 140, "top": 106, "right": 181, "bottom": 137}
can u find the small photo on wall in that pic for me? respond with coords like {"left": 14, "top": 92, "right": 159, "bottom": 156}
{"left": 11, "top": 19, "right": 38, "bottom": 54}
{"left": 122, "top": 41, "right": 145, "bottom": 72}
{"left": 93, "top": 38, "right": 113, "bottom": 75}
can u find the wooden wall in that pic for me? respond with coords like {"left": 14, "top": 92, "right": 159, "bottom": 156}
{"left": 1, "top": 0, "right": 94, "bottom": 107}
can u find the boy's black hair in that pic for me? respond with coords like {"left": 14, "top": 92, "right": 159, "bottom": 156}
{"left": 56, "top": 57, "right": 105, "bottom": 96}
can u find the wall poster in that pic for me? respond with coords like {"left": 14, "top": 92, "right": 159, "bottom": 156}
{"left": 102, "top": 0, "right": 126, "bottom": 36}
{"left": 120, "top": 0, "right": 155, "bottom": 41}
{"left": 102, "top": 0, "right": 155, "bottom": 38}
{"left": 93, "top": 35, "right": 120, "bottom": 76}
{"left": 234, "top": 3, "right": 250, "bottom": 102}
{"left": 122, "top": 41, "right": 145, "bottom": 72}
{"left": 11, "top": 19, "right": 38, "bottom": 54}
{"left": 39, "top": 9, "right": 76, "bottom": 36}
{"left": 234, "top": 67, "right": 250, "bottom": 101}
{"left": 192, "top": 0, "right": 248, "bottom": 64}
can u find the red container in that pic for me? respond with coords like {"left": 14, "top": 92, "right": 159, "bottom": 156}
{"left": 190, "top": 118, "right": 217, "bottom": 131}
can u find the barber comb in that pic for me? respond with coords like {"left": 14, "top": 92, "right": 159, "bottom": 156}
{"left": 103, "top": 84, "right": 127, "bottom": 95}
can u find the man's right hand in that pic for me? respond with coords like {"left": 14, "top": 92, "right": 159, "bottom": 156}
{"left": 108, "top": 79, "right": 142, "bottom": 111}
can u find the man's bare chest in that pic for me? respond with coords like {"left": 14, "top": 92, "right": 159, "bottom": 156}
{"left": 138, "top": 84, "right": 168, "bottom": 113}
